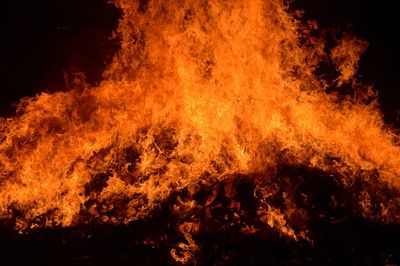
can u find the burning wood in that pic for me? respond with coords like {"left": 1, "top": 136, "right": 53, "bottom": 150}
{"left": 0, "top": 0, "right": 399, "bottom": 264}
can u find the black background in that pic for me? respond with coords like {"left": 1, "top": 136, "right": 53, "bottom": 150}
{"left": 0, "top": 0, "right": 120, "bottom": 116}
{"left": 0, "top": 0, "right": 399, "bottom": 125}
{"left": 0, "top": 2, "right": 399, "bottom": 265}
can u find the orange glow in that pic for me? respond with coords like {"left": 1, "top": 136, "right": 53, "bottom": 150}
{"left": 0, "top": 0, "right": 399, "bottom": 263}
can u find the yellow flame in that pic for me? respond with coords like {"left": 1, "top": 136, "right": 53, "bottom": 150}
{"left": 0, "top": 0, "right": 399, "bottom": 262}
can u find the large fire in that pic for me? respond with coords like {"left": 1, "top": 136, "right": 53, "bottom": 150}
{"left": 0, "top": 0, "right": 399, "bottom": 263}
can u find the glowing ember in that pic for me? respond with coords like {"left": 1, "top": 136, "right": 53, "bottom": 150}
{"left": 0, "top": 0, "right": 399, "bottom": 263}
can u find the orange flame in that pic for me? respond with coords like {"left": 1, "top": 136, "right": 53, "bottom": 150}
{"left": 0, "top": 0, "right": 399, "bottom": 263}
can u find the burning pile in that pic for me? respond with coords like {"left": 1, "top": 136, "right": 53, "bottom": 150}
{"left": 0, "top": 0, "right": 399, "bottom": 263}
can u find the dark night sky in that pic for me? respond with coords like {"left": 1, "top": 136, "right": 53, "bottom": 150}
{"left": 0, "top": 0, "right": 121, "bottom": 116}
{"left": 0, "top": 0, "right": 399, "bottom": 126}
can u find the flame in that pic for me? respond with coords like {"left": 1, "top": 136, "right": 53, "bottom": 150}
{"left": 0, "top": 0, "right": 399, "bottom": 263}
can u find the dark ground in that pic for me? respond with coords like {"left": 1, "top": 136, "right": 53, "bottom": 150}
{"left": 0, "top": 0, "right": 399, "bottom": 265}
{"left": 0, "top": 169, "right": 400, "bottom": 266}
{"left": 0, "top": 219, "right": 399, "bottom": 265}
